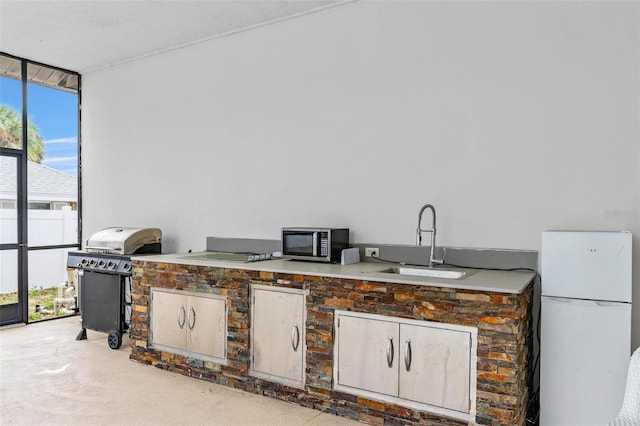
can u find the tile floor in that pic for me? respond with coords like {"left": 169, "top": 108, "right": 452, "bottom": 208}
{"left": 0, "top": 315, "right": 358, "bottom": 425}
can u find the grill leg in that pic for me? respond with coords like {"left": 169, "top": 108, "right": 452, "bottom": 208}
{"left": 76, "top": 328, "right": 87, "bottom": 341}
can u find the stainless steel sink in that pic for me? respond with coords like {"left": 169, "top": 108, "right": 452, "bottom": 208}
{"left": 377, "top": 266, "right": 473, "bottom": 280}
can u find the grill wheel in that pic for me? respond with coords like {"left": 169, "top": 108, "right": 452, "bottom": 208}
{"left": 107, "top": 330, "right": 122, "bottom": 350}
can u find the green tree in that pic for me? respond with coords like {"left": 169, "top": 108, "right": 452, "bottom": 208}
{"left": 0, "top": 104, "right": 45, "bottom": 163}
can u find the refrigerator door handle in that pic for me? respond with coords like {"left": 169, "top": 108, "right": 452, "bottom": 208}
{"left": 595, "top": 300, "right": 630, "bottom": 308}
{"left": 543, "top": 296, "right": 583, "bottom": 304}
{"left": 544, "top": 296, "right": 629, "bottom": 308}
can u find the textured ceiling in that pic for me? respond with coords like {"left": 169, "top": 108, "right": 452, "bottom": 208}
{"left": 0, "top": 0, "right": 345, "bottom": 74}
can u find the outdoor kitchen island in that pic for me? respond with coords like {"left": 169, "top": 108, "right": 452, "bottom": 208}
{"left": 129, "top": 253, "right": 535, "bottom": 426}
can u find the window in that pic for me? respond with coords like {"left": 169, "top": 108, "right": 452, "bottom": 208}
{"left": 1, "top": 52, "right": 81, "bottom": 324}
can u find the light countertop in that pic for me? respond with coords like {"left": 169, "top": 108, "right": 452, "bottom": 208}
{"left": 132, "top": 252, "right": 536, "bottom": 294}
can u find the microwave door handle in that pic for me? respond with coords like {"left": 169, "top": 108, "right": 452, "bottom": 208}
{"left": 312, "top": 232, "right": 318, "bottom": 257}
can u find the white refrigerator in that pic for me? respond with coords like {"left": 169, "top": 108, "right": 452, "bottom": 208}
{"left": 540, "top": 231, "right": 632, "bottom": 426}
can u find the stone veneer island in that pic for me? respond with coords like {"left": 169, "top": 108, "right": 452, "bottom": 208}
{"left": 129, "top": 255, "right": 534, "bottom": 426}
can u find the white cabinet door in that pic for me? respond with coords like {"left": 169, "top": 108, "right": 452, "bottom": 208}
{"left": 252, "top": 287, "right": 305, "bottom": 385}
{"left": 151, "top": 290, "right": 187, "bottom": 349}
{"left": 399, "top": 324, "right": 471, "bottom": 413}
{"left": 333, "top": 310, "right": 477, "bottom": 421}
{"left": 187, "top": 296, "right": 226, "bottom": 359}
{"left": 151, "top": 289, "right": 227, "bottom": 361}
{"left": 336, "top": 314, "right": 399, "bottom": 397}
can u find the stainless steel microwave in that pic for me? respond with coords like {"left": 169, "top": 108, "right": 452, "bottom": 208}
{"left": 281, "top": 227, "right": 350, "bottom": 263}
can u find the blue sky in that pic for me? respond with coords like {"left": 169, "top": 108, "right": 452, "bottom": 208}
{"left": 1, "top": 76, "right": 78, "bottom": 177}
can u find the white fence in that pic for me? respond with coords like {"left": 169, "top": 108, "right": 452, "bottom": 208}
{"left": 0, "top": 206, "right": 77, "bottom": 293}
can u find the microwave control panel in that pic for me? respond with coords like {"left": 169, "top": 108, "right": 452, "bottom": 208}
{"left": 320, "top": 232, "right": 329, "bottom": 256}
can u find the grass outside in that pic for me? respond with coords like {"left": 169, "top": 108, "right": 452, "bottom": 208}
{"left": 0, "top": 286, "right": 76, "bottom": 322}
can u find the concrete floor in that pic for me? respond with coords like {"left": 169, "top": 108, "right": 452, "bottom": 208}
{"left": 0, "top": 315, "right": 359, "bottom": 425}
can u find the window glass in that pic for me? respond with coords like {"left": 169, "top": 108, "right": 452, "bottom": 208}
{"left": 0, "top": 156, "right": 18, "bottom": 245}
{"left": 0, "top": 55, "right": 23, "bottom": 151}
{"left": 28, "top": 247, "right": 77, "bottom": 321}
{"left": 26, "top": 64, "right": 79, "bottom": 247}
{"left": 0, "top": 249, "right": 18, "bottom": 308}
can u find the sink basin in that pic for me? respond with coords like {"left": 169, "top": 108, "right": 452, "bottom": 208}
{"left": 377, "top": 267, "right": 473, "bottom": 280}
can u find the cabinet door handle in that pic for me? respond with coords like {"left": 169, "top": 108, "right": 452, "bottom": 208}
{"left": 188, "top": 306, "right": 196, "bottom": 331}
{"left": 291, "top": 323, "right": 300, "bottom": 352}
{"left": 404, "top": 339, "right": 412, "bottom": 371}
{"left": 177, "top": 305, "right": 186, "bottom": 329}
{"left": 386, "top": 336, "right": 394, "bottom": 368}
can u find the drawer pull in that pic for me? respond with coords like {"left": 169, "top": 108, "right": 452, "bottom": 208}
{"left": 177, "top": 305, "right": 186, "bottom": 329}
{"left": 404, "top": 339, "right": 412, "bottom": 371}
{"left": 291, "top": 323, "right": 300, "bottom": 351}
{"left": 386, "top": 336, "right": 394, "bottom": 368}
{"left": 188, "top": 306, "right": 196, "bottom": 330}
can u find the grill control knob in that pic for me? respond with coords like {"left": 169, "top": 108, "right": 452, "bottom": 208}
{"left": 107, "top": 261, "right": 116, "bottom": 269}
{"left": 89, "top": 259, "right": 97, "bottom": 267}
{"left": 123, "top": 263, "right": 132, "bottom": 272}
{"left": 80, "top": 259, "right": 88, "bottom": 267}
{"left": 98, "top": 260, "right": 106, "bottom": 268}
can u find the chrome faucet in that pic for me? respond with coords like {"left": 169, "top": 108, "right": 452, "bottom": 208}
{"left": 416, "top": 203, "right": 443, "bottom": 268}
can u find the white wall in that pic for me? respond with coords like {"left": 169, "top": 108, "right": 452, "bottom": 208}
{"left": 82, "top": 1, "right": 640, "bottom": 347}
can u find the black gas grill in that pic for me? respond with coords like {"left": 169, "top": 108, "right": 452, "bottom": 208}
{"left": 66, "top": 227, "right": 161, "bottom": 349}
